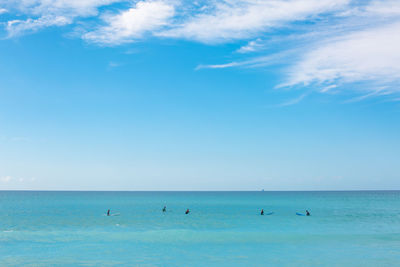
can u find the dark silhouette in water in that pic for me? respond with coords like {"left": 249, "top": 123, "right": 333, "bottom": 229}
{"left": 185, "top": 209, "right": 190, "bottom": 214}
{"left": 306, "top": 210, "right": 310, "bottom": 216}
{"left": 260, "top": 209, "right": 264, "bottom": 215}
{"left": 162, "top": 206, "right": 166, "bottom": 212}
{"left": 107, "top": 209, "right": 110, "bottom": 216}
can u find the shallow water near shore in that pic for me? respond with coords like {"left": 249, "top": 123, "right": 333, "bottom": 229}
{"left": 1, "top": 191, "right": 399, "bottom": 266}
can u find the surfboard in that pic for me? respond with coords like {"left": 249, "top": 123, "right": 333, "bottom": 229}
{"left": 296, "top": 212, "right": 305, "bottom": 216}
{"left": 265, "top": 212, "right": 274, "bottom": 215}
{"left": 104, "top": 213, "right": 120, "bottom": 216}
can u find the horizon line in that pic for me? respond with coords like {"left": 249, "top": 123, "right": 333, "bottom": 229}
{"left": 0, "top": 189, "right": 399, "bottom": 192}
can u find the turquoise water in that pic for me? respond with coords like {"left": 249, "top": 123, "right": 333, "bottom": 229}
{"left": 1, "top": 191, "right": 399, "bottom": 266}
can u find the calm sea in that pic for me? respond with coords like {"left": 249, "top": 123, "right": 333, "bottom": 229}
{"left": 1, "top": 191, "right": 399, "bottom": 266}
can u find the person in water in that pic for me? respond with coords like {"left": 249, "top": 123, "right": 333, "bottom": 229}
{"left": 185, "top": 209, "right": 190, "bottom": 214}
{"left": 306, "top": 210, "right": 310, "bottom": 216}
{"left": 260, "top": 209, "right": 264, "bottom": 215}
{"left": 107, "top": 209, "right": 110, "bottom": 216}
{"left": 162, "top": 206, "right": 166, "bottom": 212}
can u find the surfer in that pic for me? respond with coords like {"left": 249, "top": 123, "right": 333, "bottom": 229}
{"left": 306, "top": 210, "right": 310, "bottom": 216}
{"left": 185, "top": 209, "right": 190, "bottom": 214}
{"left": 260, "top": 209, "right": 264, "bottom": 215}
{"left": 107, "top": 209, "right": 110, "bottom": 216}
{"left": 162, "top": 206, "right": 166, "bottom": 212}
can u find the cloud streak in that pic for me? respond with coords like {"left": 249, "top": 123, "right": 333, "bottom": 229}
{"left": 160, "top": 0, "right": 349, "bottom": 43}
{"left": 283, "top": 22, "right": 400, "bottom": 95}
{"left": 276, "top": 93, "right": 308, "bottom": 107}
{"left": 196, "top": 62, "right": 241, "bottom": 70}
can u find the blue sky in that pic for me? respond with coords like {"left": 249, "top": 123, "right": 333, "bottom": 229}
{"left": 0, "top": 0, "right": 399, "bottom": 190}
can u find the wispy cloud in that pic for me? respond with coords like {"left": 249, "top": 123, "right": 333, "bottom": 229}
{"left": 343, "top": 87, "right": 393, "bottom": 103}
{"left": 283, "top": 22, "right": 400, "bottom": 95}
{"left": 0, "top": 176, "right": 12, "bottom": 183}
{"left": 6, "top": 16, "right": 72, "bottom": 37}
{"left": 109, "top": 61, "right": 120, "bottom": 68}
{"left": 160, "top": 0, "right": 349, "bottom": 43}
{"left": 0, "top": 175, "right": 36, "bottom": 183}
{"left": 276, "top": 93, "right": 308, "bottom": 107}
{"left": 195, "top": 0, "right": 400, "bottom": 100}
{"left": 365, "top": 0, "right": 400, "bottom": 16}
{"left": 83, "top": 1, "right": 175, "bottom": 45}
{"left": 196, "top": 49, "right": 297, "bottom": 70}
{"left": 0, "top": 8, "right": 7, "bottom": 14}
{"left": 236, "top": 39, "right": 264, "bottom": 53}
{"left": 196, "top": 62, "right": 240, "bottom": 70}
{"left": 3, "top": 0, "right": 121, "bottom": 37}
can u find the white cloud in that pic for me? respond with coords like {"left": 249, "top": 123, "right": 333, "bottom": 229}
{"left": 276, "top": 93, "right": 308, "bottom": 107}
{"left": 3, "top": 0, "right": 121, "bottom": 36}
{"left": 344, "top": 87, "right": 392, "bottom": 103}
{"left": 365, "top": 0, "right": 400, "bottom": 17}
{"left": 197, "top": 49, "right": 296, "bottom": 70}
{"left": 3, "top": 0, "right": 119, "bottom": 17}
{"left": 283, "top": 22, "right": 400, "bottom": 95}
{"left": 237, "top": 39, "right": 263, "bottom": 53}
{"left": 83, "top": 1, "right": 175, "bottom": 45}
{"left": 7, "top": 16, "right": 71, "bottom": 37}
{"left": 0, "top": 176, "right": 12, "bottom": 183}
{"left": 196, "top": 61, "right": 240, "bottom": 70}
{"left": 0, "top": 8, "right": 7, "bottom": 14}
{"left": 160, "top": 0, "right": 349, "bottom": 43}
{"left": 0, "top": 176, "right": 37, "bottom": 183}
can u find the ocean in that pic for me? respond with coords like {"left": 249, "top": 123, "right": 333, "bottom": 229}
{"left": 1, "top": 191, "right": 399, "bottom": 266}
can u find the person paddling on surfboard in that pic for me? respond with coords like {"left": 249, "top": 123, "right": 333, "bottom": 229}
{"left": 185, "top": 209, "right": 190, "bottom": 214}
{"left": 162, "top": 206, "right": 166, "bottom": 212}
{"left": 306, "top": 210, "right": 310, "bottom": 216}
{"left": 260, "top": 209, "right": 264, "bottom": 215}
{"left": 107, "top": 209, "right": 110, "bottom": 216}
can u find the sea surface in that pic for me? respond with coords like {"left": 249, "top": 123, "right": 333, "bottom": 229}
{"left": 1, "top": 191, "right": 399, "bottom": 266}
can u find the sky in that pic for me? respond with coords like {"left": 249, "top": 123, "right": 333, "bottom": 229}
{"left": 0, "top": 0, "right": 400, "bottom": 190}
